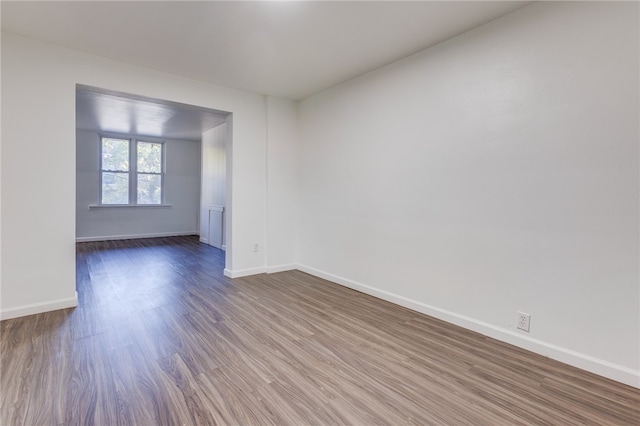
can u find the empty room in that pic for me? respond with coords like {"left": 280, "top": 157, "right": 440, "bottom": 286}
{"left": 1, "top": 1, "right": 639, "bottom": 425}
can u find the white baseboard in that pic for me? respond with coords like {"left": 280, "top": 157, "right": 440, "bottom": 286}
{"left": 296, "top": 264, "right": 640, "bottom": 389}
{"left": 76, "top": 232, "right": 197, "bottom": 242}
{"left": 266, "top": 264, "right": 297, "bottom": 274}
{"left": 198, "top": 240, "right": 225, "bottom": 252}
{"left": 223, "top": 267, "right": 266, "bottom": 278}
{"left": 223, "top": 263, "right": 297, "bottom": 277}
{"left": 0, "top": 291, "right": 78, "bottom": 321}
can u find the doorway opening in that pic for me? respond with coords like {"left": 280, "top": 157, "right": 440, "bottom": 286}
{"left": 75, "top": 84, "right": 231, "bottom": 266}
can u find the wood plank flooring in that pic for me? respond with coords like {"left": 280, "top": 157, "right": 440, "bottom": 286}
{"left": 1, "top": 235, "right": 639, "bottom": 425}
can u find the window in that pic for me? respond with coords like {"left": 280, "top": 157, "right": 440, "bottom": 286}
{"left": 136, "top": 141, "right": 163, "bottom": 204}
{"left": 100, "top": 136, "right": 164, "bottom": 205}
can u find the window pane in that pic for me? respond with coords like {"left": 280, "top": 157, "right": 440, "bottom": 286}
{"left": 101, "top": 172, "right": 129, "bottom": 204}
{"left": 137, "top": 142, "right": 162, "bottom": 173}
{"left": 102, "top": 138, "right": 129, "bottom": 171}
{"left": 137, "top": 174, "right": 162, "bottom": 204}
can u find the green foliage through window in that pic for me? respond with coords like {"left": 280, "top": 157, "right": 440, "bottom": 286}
{"left": 101, "top": 172, "right": 129, "bottom": 204}
{"left": 138, "top": 174, "right": 162, "bottom": 204}
{"left": 102, "top": 138, "right": 129, "bottom": 171}
{"left": 137, "top": 142, "right": 162, "bottom": 173}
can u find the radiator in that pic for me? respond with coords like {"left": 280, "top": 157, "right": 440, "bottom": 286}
{"left": 208, "top": 206, "right": 224, "bottom": 249}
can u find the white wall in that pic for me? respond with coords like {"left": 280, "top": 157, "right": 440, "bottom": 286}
{"left": 1, "top": 33, "right": 270, "bottom": 318}
{"left": 76, "top": 129, "right": 201, "bottom": 241}
{"left": 0, "top": 32, "right": 3, "bottom": 317}
{"left": 266, "top": 96, "right": 298, "bottom": 272}
{"left": 200, "top": 123, "right": 227, "bottom": 247}
{"left": 298, "top": 2, "right": 639, "bottom": 387}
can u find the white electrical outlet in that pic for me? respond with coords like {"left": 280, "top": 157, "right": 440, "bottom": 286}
{"left": 253, "top": 243, "right": 259, "bottom": 252}
{"left": 517, "top": 312, "right": 531, "bottom": 332}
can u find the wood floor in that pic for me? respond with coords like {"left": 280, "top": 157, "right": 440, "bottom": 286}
{"left": 1, "top": 236, "right": 638, "bottom": 425}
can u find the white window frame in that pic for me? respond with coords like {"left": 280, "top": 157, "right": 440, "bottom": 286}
{"left": 99, "top": 134, "right": 166, "bottom": 206}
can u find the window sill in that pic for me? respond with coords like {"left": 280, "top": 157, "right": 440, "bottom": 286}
{"left": 89, "top": 204, "right": 172, "bottom": 209}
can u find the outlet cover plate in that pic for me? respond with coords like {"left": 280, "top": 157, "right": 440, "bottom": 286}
{"left": 517, "top": 312, "right": 531, "bottom": 332}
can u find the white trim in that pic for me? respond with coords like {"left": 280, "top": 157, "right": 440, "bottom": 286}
{"left": 264, "top": 96, "right": 270, "bottom": 283}
{"left": 0, "top": 292, "right": 78, "bottom": 321}
{"left": 296, "top": 264, "right": 640, "bottom": 389}
{"left": 89, "top": 204, "right": 172, "bottom": 209}
{"left": 200, "top": 237, "right": 209, "bottom": 244}
{"left": 266, "top": 264, "right": 297, "bottom": 274}
{"left": 221, "top": 245, "right": 227, "bottom": 251}
{"left": 76, "top": 232, "right": 196, "bottom": 242}
{"left": 223, "top": 267, "right": 266, "bottom": 278}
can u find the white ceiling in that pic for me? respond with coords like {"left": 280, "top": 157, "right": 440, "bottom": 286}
{"left": 2, "top": 1, "right": 532, "bottom": 101}
{"left": 76, "top": 86, "right": 228, "bottom": 140}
